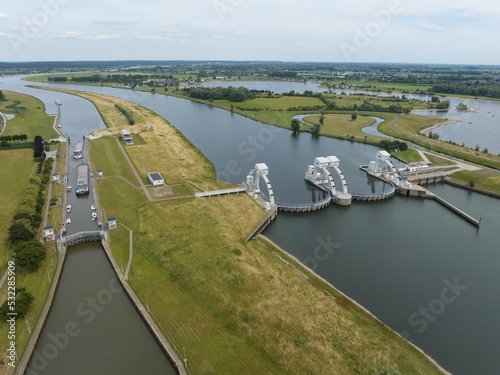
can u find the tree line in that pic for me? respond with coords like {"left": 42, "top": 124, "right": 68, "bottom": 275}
{"left": 0, "top": 134, "right": 28, "bottom": 145}
{"left": 115, "top": 104, "right": 135, "bottom": 125}
{"left": 185, "top": 86, "right": 255, "bottom": 102}
{"left": 0, "top": 151, "right": 55, "bottom": 318}
{"left": 432, "top": 82, "right": 500, "bottom": 99}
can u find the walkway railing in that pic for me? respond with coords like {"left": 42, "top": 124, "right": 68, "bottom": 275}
{"left": 276, "top": 192, "right": 332, "bottom": 212}
{"left": 64, "top": 230, "right": 104, "bottom": 247}
{"left": 351, "top": 181, "right": 398, "bottom": 201}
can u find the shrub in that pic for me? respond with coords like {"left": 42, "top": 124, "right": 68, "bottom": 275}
{"left": 14, "top": 241, "right": 47, "bottom": 272}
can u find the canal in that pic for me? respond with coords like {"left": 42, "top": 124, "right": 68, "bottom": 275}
{"left": 1, "top": 76, "right": 500, "bottom": 374}
{"left": 0, "top": 82, "right": 178, "bottom": 374}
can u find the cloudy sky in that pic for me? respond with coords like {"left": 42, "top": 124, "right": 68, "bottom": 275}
{"left": 0, "top": 0, "right": 499, "bottom": 64}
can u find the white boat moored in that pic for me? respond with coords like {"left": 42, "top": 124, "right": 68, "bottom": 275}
{"left": 66, "top": 205, "right": 72, "bottom": 213}
{"left": 67, "top": 185, "right": 72, "bottom": 192}
{"left": 91, "top": 203, "right": 96, "bottom": 210}
{"left": 66, "top": 218, "right": 71, "bottom": 224}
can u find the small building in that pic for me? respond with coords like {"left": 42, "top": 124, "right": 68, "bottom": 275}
{"left": 107, "top": 217, "right": 117, "bottom": 230}
{"left": 121, "top": 129, "right": 134, "bottom": 145}
{"left": 43, "top": 225, "right": 55, "bottom": 241}
{"left": 51, "top": 173, "right": 60, "bottom": 183}
{"left": 96, "top": 170, "right": 103, "bottom": 178}
{"left": 148, "top": 172, "right": 165, "bottom": 186}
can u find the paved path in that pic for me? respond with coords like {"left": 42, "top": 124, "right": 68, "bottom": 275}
{"left": 41, "top": 158, "right": 58, "bottom": 240}
{"left": 0, "top": 111, "right": 7, "bottom": 135}
{"left": 119, "top": 223, "right": 134, "bottom": 281}
{"left": 114, "top": 136, "right": 154, "bottom": 201}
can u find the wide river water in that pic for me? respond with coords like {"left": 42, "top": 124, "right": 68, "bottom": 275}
{"left": 2, "top": 77, "right": 500, "bottom": 374}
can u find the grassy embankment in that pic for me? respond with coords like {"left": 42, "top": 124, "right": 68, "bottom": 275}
{"left": 43, "top": 90, "right": 450, "bottom": 374}
{"left": 0, "top": 91, "right": 61, "bottom": 374}
{"left": 393, "top": 150, "right": 424, "bottom": 163}
{"left": 0, "top": 90, "right": 59, "bottom": 141}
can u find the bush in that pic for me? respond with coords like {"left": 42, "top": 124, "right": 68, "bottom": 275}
{"left": 0, "top": 288, "right": 34, "bottom": 319}
{"left": 14, "top": 241, "right": 47, "bottom": 272}
{"left": 8, "top": 219, "right": 35, "bottom": 244}
{"left": 115, "top": 104, "right": 135, "bottom": 125}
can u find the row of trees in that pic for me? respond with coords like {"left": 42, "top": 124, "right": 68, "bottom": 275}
{"left": 432, "top": 82, "right": 500, "bottom": 99}
{"left": 379, "top": 139, "right": 408, "bottom": 152}
{"left": 268, "top": 71, "right": 298, "bottom": 79}
{"left": 115, "top": 104, "right": 135, "bottom": 125}
{"left": 185, "top": 86, "right": 255, "bottom": 102}
{"left": 0, "top": 134, "right": 28, "bottom": 142}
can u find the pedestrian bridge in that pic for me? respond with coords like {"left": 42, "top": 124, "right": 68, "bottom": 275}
{"left": 64, "top": 231, "right": 104, "bottom": 247}
{"left": 276, "top": 190, "right": 333, "bottom": 212}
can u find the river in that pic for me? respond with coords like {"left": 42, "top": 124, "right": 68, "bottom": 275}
{"left": 1, "top": 76, "right": 500, "bottom": 374}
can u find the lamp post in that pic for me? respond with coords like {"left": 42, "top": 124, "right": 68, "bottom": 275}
{"left": 146, "top": 294, "right": 149, "bottom": 313}
{"left": 183, "top": 347, "right": 187, "bottom": 369}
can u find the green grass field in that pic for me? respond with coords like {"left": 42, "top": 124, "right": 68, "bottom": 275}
{"left": 0, "top": 90, "right": 59, "bottom": 140}
{"left": 304, "top": 113, "right": 377, "bottom": 137}
{"left": 0, "top": 149, "right": 36, "bottom": 270}
{"left": 424, "top": 152, "right": 455, "bottom": 165}
{"left": 393, "top": 150, "right": 423, "bottom": 163}
{"left": 448, "top": 169, "right": 500, "bottom": 186}
{"left": 87, "top": 137, "right": 139, "bottom": 187}
{"left": 325, "top": 81, "right": 432, "bottom": 94}
{"left": 213, "top": 96, "right": 325, "bottom": 110}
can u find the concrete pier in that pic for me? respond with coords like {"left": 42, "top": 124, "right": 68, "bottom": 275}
{"left": 433, "top": 195, "right": 481, "bottom": 227}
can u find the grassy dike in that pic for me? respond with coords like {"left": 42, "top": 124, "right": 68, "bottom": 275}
{"left": 0, "top": 91, "right": 64, "bottom": 374}
{"left": 31, "top": 87, "right": 446, "bottom": 374}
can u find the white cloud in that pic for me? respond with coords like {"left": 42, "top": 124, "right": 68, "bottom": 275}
{"left": 92, "top": 18, "right": 138, "bottom": 26}
{"left": 0, "top": 12, "right": 11, "bottom": 20}
{"left": 52, "top": 31, "right": 121, "bottom": 40}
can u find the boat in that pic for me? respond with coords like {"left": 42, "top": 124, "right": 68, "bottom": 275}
{"left": 66, "top": 218, "right": 71, "bottom": 224}
{"left": 58, "top": 123, "right": 62, "bottom": 128}
{"left": 66, "top": 205, "right": 72, "bottom": 213}
{"left": 91, "top": 203, "right": 96, "bottom": 210}
{"left": 76, "top": 163, "right": 89, "bottom": 196}
{"left": 91, "top": 212, "right": 97, "bottom": 221}
{"left": 73, "top": 141, "right": 84, "bottom": 159}
{"left": 67, "top": 185, "right": 72, "bottom": 192}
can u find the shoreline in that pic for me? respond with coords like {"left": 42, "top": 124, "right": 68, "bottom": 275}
{"left": 258, "top": 234, "right": 451, "bottom": 375}
{"left": 418, "top": 118, "right": 461, "bottom": 134}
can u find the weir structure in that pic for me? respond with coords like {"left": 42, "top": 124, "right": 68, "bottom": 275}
{"left": 242, "top": 163, "right": 277, "bottom": 214}
{"left": 305, "top": 155, "right": 352, "bottom": 205}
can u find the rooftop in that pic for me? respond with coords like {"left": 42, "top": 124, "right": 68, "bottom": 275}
{"left": 148, "top": 172, "right": 164, "bottom": 181}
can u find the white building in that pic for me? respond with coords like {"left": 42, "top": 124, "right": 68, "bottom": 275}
{"left": 121, "top": 129, "right": 134, "bottom": 145}
{"left": 43, "top": 225, "right": 55, "bottom": 241}
{"left": 148, "top": 172, "right": 164, "bottom": 186}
